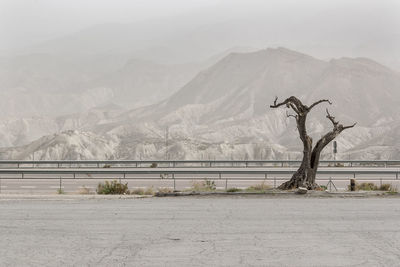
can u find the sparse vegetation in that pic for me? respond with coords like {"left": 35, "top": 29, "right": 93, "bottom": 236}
{"left": 190, "top": 179, "right": 216, "bottom": 192}
{"left": 78, "top": 186, "right": 91, "bottom": 194}
{"left": 144, "top": 187, "right": 154, "bottom": 195}
{"left": 150, "top": 163, "right": 158, "bottom": 168}
{"left": 131, "top": 187, "right": 155, "bottom": 195}
{"left": 103, "top": 164, "right": 111, "bottom": 168}
{"left": 318, "top": 185, "right": 327, "bottom": 191}
{"left": 348, "top": 182, "right": 398, "bottom": 192}
{"left": 57, "top": 188, "right": 65, "bottom": 194}
{"left": 96, "top": 180, "right": 130, "bottom": 194}
{"left": 131, "top": 188, "right": 145, "bottom": 195}
{"left": 157, "top": 187, "right": 173, "bottom": 194}
{"left": 226, "top": 187, "right": 242, "bottom": 193}
{"left": 245, "top": 182, "right": 270, "bottom": 192}
{"left": 379, "top": 184, "right": 391, "bottom": 191}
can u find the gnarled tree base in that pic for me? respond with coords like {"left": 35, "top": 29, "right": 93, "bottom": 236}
{"left": 278, "top": 173, "right": 319, "bottom": 190}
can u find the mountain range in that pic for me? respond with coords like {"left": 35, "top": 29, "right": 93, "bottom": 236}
{"left": 1, "top": 47, "right": 399, "bottom": 160}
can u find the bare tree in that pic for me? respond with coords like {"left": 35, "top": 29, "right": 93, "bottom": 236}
{"left": 270, "top": 96, "right": 356, "bottom": 189}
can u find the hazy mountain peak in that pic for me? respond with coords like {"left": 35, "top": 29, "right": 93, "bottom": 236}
{"left": 329, "top": 57, "right": 394, "bottom": 74}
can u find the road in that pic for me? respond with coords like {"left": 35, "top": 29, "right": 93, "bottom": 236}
{"left": 0, "top": 167, "right": 399, "bottom": 193}
{"left": 1, "top": 196, "right": 400, "bottom": 266}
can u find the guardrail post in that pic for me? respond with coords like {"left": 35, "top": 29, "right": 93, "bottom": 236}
{"left": 219, "top": 173, "right": 222, "bottom": 179}
{"left": 350, "top": 178, "right": 356, "bottom": 191}
{"left": 245, "top": 162, "right": 248, "bottom": 168}
{"left": 274, "top": 177, "right": 276, "bottom": 188}
{"left": 22, "top": 173, "right": 24, "bottom": 179}
{"left": 73, "top": 173, "right": 76, "bottom": 179}
{"left": 0, "top": 177, "right": 1, "bottom": 194}
{"left": 17, "top": 163, "right": 19, "bottom": 168}
{"left": 59, "top": 176, "right": 62, "bottom": 192}
{"left": 173, "top": 173, "right": 176, "bottom": 191}
{"left": 225, "top": 179, "right": 228, "bottom": 190}
{"left": 396, "top": 173, "right": 398, "bottom": 180}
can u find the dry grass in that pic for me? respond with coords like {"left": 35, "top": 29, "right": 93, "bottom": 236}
{"left": 190, "top": 179, "right": 216, "bottom": 192}
{"left": 246, "top": 181, "right": 270, "bottom": 192}
{"left": 226, "top": 187, "right": 242, "bottom": 192}
{"left": 57, "top": 188, "right": 65, "bottom": 194}
{"left": 157, "top": 187, "right": 173, "bottom": 194}
{"left": 78, "top": 186, "right": 91, "bottom": 194}
{"left": 348, "top": 182, "right": 398, "bottom": 192}
{"left": 131, "top": 187, "right": 155, "bottom": 195}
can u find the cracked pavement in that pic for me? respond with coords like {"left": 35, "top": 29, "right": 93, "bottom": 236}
{"left": 1, "top": 196, "right": 400, "bottom": 266}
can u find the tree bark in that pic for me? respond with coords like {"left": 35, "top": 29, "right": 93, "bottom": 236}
{"left": 270, "top": 96, "right": 356, "bottom": 190}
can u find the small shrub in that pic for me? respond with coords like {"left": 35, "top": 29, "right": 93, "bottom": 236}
{"left": 315, "top": 185, "right": 327, "bottom": 191}
{"left": 379, "top": 184, "right": 391, "bottom": 191}
{"left": 150, "top": 163, "right": 158, "bottom": 168}
{"left": 246, "top": 182, "right": 270, "bottom": 192}
{"left": 203, "top": 179, "right": 216, "bottom": 190}
{"left": 103, "top": 164, "right": 111, "bottom": 168}
{"left": 226, "top": 187, "right": 242, "bottom": 193}
{"left": 97, "top": 180, "right": 130, "bottom": 195}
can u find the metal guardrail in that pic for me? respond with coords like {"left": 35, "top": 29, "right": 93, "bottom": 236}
{"left": 0, "top": 160, "right": 400, "bottom": 168}
{"left": 0, "top": 168, "right": 398, "bottom": 192}
{"left": 0, "top": 168, "right": 398, "bottom": 179}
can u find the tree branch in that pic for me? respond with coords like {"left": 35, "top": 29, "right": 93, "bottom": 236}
{"left": 326, "top": 109, "right": 338, "bottom": 126}
{"left": 270, "top": 96, "right": 305, "bottom": 115}
{"left": 286, "top": 111, "right": 298, "bottom": 120}
{"left": 308, "top": 99, "right": 332, "bottom": 110}
{"left": 343, "top": 123, "right": 357, "bottom": 130}
{"left": 326, "top": 109, "right": 356, "bottom": 130}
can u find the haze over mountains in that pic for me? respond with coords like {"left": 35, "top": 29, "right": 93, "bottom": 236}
{"left": 1, "top": 46, "right": 400, "bottom": 160}
{"left": 1, "top": 0, "right": 399, "bottom": 160}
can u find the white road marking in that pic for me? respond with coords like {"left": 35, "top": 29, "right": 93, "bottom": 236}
{"left": 20, "top": 186, "right": 37, "bottom": 189}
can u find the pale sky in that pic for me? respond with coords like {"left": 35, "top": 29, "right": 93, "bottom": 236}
{"left": 0, "top": 0, "right": 219, "bottom": 50}
{"left": 1, "top": 0, "right": 399, "bottom": 68}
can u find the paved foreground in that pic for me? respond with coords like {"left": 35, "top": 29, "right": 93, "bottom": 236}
{"left": 1, "top": 196, "right": 400, "bottom": 266}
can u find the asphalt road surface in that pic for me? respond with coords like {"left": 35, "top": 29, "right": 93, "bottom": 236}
{"left": 1, "top": 196, "right": 400, "bottom": 266}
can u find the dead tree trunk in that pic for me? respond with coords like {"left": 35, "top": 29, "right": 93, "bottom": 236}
{"left": 270, "top": 96, "right": 356, "bottom": 190}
